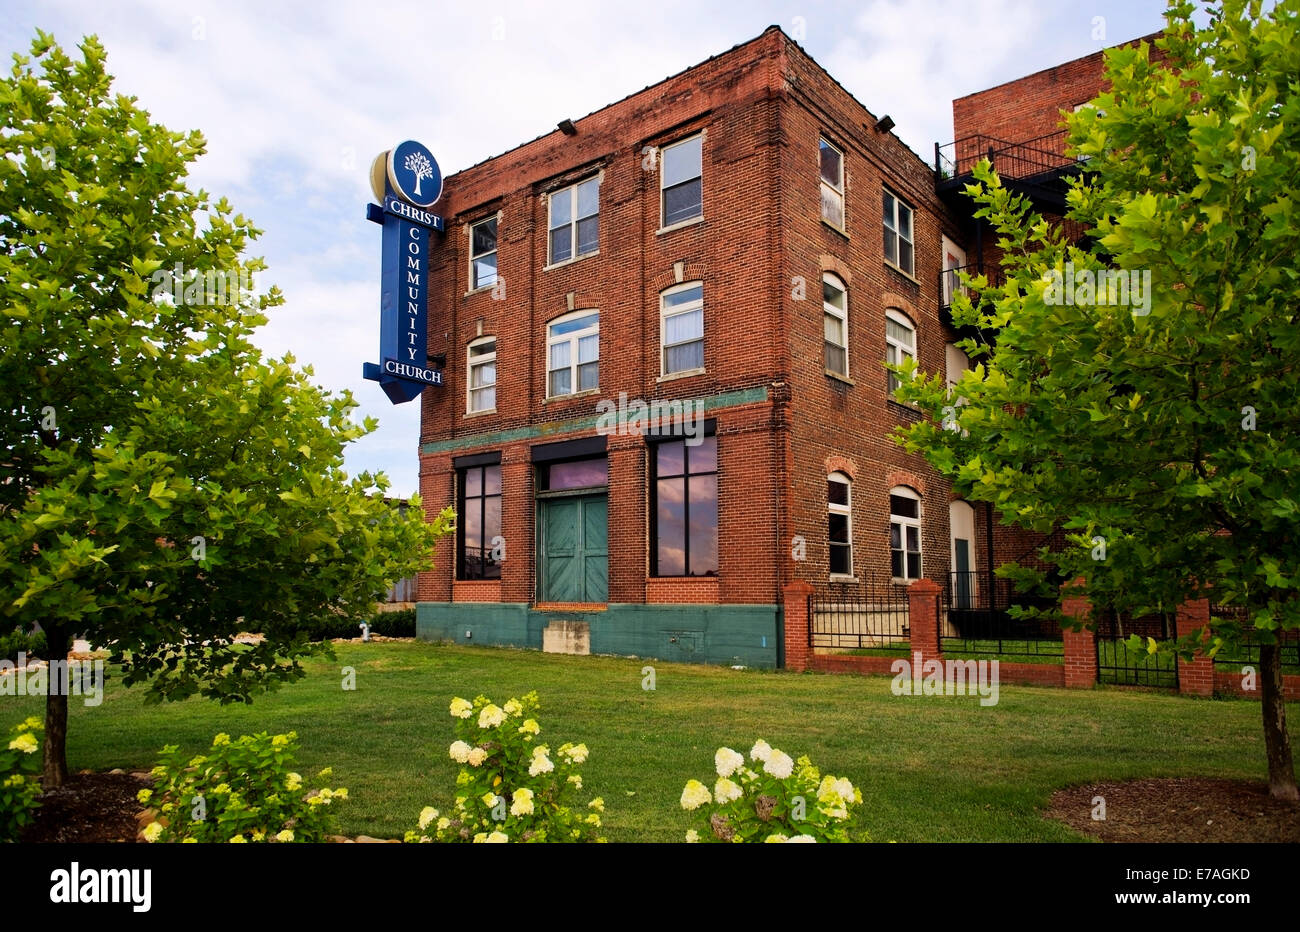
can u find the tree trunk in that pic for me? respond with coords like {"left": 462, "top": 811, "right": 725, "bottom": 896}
{"left": 42, "top": 626, "right": 69, "bottom": 789}
{"left": 1260, "top": 642, "right": 1298, "bottom": 801}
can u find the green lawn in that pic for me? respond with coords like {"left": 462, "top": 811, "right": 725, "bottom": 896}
{"left": 5, "top": 641, "right": 1286, "bottom": 842}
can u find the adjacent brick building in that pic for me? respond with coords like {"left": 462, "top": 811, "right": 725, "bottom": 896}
{"left": 410, "top": 25, "right": 1158, "bottom": 668}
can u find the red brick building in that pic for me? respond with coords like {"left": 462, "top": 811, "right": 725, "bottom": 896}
{"left": 412, "top": 25, "right": 1157, "bottom": 667}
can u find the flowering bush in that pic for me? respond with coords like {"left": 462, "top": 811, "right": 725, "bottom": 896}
{"left": 407, "top": 691, "right": 605, "bottom": 843}
{"left": 140, "top": 731, "right": 346, "bottom": 843}
{"left": 1, "top": 717, "right": 43, "bottom": 841}
{"left": 680, "top": 740, "right": 864, "bottom": 843}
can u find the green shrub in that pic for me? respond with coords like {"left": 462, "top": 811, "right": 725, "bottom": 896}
{"left": 407, "top": 691, "right": 605, "bottom": 843}
{"left": 369, "top": 609, "right": 415, "bottom": 638}
{"left": 140, "top": 731, "right": 345, "bottom": 843}
{"left": 0, "top": 626, "right": 46, "bottom": 663}
{"left": 680, "top": 740, "right": 865, "bottom": 842}
{"left": 280, "top": 608, "right": 415, "bottom": 642}
{"left": 1, "top": 717, "right": 44, "bottom": 841}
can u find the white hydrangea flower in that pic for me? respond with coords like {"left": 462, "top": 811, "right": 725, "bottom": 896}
{"left": 448, "top": 740, "right": 472, "bottom": 764}
{"left": 763, "top": 750, "right": 794, "bottom": 780}
{"left": 787, "top": 835, "right": 816, "bottom": 843}
{"left": 528, "top": 752, "right": 554, "bottom": 776}
{"left": 510, "top": 789, "right": 535, "bottom": 817}
{"left": 714, "top": 747, "right": 745, "bottom": 777}
{"left": 466, "top": 747, "right": 487, "bottom": 767}
{"left": 713, "top": 777, "right": 743, "bottom": 804}
{"left": 685, "top": 829, "right": 700, "bottom": 843}
{"left": 449, "top": 697, "right": 473, "bottom": 719}
{"left": 763, "top": 834, "right": 789, "bottom": 843}
{"left": 749, "top": 739, "right": 772, "bottom": 763}
{"left": 680, "top": 779, "right": 712, "bottom": 811}
{"left": 418, "top": 806, "right": 439, "bottom": 830}
{"left": 478, "top": 704, "right": 506, "bottom": 729}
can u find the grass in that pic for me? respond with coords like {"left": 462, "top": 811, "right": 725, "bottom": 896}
{"left": 4, "top": 641, "right": 1287, "bottom": 842}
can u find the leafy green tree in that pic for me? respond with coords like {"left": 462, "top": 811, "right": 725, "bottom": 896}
{"left": 897, "top": 0, "right": 1299, "bottom": 799}
{"left": 0, "top": 32, "right": 452, "bottom": 786}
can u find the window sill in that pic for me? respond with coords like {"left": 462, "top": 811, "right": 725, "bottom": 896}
{"left": 656, "top": 215, "right": 704, "bottom": 236}
{"left": 884, "top": 261, "right": 920, "bottom": 286}
{"left": 543, "top": 249, "right": 599, "bottom": 273}
{"left": 891, "top": 577, "right": 921, "bottom": 587}
{"left": 657, "top": 367, "right": 706, "bottom": 383}
{"left": 543, "top": 388, "right": 600, "bottom": 404}
{"left": 829, "top": 574, "right": 858, "bottom": 584}
{"left": 888, "top": 398, "right": 922, "bottom": 422}
{"left": 464, "top": 283, "right": 496, "bottom": 298}
{"left": 825, "top": 370, "right": 853, "bottom": 385}
{"left": 464, "top": 407, "right": 497, "bottom": 418}
{"left": 822, "top": 219, "right": 849, "bottom": 239}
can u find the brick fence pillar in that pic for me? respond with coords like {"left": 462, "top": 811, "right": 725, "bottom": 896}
{"left": 1061, "top": 578, "right": 1097, "bottom": 688}
{"left": 907, "top": 579, "right": 941, "bottom": 664}
{"left": 782, "top": 580, "right": 813, "bottom": 672}
{"left": 1176, "top": 598, "right": 1214, "bottom": 697}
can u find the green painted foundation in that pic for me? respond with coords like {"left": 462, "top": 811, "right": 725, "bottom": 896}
{"left": 417, "top": 602, "right": 781, "bottom": 669}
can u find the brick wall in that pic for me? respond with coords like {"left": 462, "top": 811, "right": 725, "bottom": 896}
{"left": 776, "top": 34, "right": 968, "bottom": 589}
{"left": 414, "top": 26, "right": 978, "bottom": 613}
{"left": 951, "top": 32, "right": 1164, "bottom": 145}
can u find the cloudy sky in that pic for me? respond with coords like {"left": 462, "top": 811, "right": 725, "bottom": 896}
{"left": 3, "top": 0, "right": 1172, "bottom": 495}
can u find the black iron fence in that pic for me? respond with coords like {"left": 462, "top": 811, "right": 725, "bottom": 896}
{"left": 1208, "top": 604, "right": 1300, "bottom": 674}
{"left": 941, "top": 571, "right": 1063, "bottom": 660}
{"left": 810, "top": 575, "right": 916, "bottom": 651}
{"left": 1094, "top": 608, "right": 1178, "bottom": 689}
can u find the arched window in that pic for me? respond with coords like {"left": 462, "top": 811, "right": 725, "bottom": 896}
{"left": 828, "top": 472, "right": 853, "bottom": 577}
{"left": 889, "top": 485, "right": 922, "bottom": 580}
{"left": 823, "top": 273, "right": 848, "bottom": 377}
{"left": 885, "top": 309, "right": 915, "bottom": 396}
{"left": 546, "top": 309, "right": 599, "bottom": 397}
{"left": 467, "top": 336, "right": 496, "bottom": 413}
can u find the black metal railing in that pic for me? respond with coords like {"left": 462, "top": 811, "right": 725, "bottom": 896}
{"left": 810, "top": 575, "right": 918, "bottom": 651}
{"left": 940, "top": 571, "right": 1062, "bottom": 660}
{"left": 935, "top": 131, "right": 1075, "bottom": 186}
{"left": 1208, "top": 604, "right": 1300, "bottom": 673}
{"left": 1095, "top": 608, "right": 1179, "bottom": 688}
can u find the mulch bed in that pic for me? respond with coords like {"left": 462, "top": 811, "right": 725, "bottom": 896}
{"left": 22, "top": 771, "right": 152, "bottom": 843}
{"left": 1047, "top": 777, "right": 1300, "bottom": 842}
{"left": 22, "top": 771, "right": 1299, "bottom": 843}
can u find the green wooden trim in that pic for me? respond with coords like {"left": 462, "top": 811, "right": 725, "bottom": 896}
{"left": 419, "top": 386, "right": 770, "bottom": 456}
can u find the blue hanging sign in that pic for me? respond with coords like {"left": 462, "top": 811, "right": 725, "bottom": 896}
{"left": 363, "top": 141, "right": 445, "bottom": 405}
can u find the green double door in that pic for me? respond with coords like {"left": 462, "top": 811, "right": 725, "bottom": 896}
{"left": 538, "top": 494, "right": 608, "bottom": 603}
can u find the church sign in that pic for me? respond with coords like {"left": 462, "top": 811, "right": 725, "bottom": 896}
{"left": 363, "top": 140, "right": 445, "bottom": 404}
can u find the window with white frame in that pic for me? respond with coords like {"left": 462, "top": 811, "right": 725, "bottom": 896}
{"left": 547, "top": 309, "right": 599, "bottom": 397}
{"left": 470, "top": 216, "right": 498, "bottom": 289}
{"left": 882, "top": 190, "right": 914, "bottom": 276}
{"left": 819, "top": 138, "right": 844, "bottom": 229}
{"left": 660, "top": 282, "right": 704, "bottom": 375}
{"left": 823, "top": 273, "right": 848, "bottom": 377}
{"left": 889, "top": 486, "right": 922, "bottom": 580}
{"left": 828, "top": 472, "right": 853, "bottom": 577}
{"left": 885, "top": 309, "right": 915, "bottom": 396}
{"left": 467, "top": 336, "right": 496, "bottom": 413}
{"left": 661, "top": 135, "right": 702, "bottom": 227}
{"left": 548, "top": 177, "right": 599, "bottom": 265}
